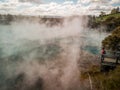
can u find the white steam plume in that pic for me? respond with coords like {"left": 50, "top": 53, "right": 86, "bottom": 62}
{"left": 0, "top": 16, "right": 108, "bottom": 90}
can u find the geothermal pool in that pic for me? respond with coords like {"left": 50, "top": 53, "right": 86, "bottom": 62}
{"left": 0, "top": 17, "right": 107, "bottom": 90}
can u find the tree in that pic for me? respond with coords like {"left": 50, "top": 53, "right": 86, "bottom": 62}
{"left": 100, "top": 11, "right": 106, "bottom": 17}
{"left": 102, "top": 26, "right": 120, "bottom": 50}
{"left": 116, "top": 7, "right": 119, "bottom": 12}
{"left": 111, "top": 7, "right": 119, "bottom": 14}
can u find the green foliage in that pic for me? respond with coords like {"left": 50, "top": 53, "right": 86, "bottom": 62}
{"left": 91, "top": 13, "right": 120, "bottom": 31}
{"left": 111, "top": 7, "right": 119, "bottom": 14}
{"left": 81, "top": 66, "right": 120, "bottom": 90}
{"left": 102, "top": 26, "right": 120, "bottom": 50}
{"left": 100, "top": 11, "right": 106, "bottom": 17}
{"left": 96, "top": 13, "right": 120, "bottom": 22}
{"left": 112, "top": 26, "right": 120, "bottom": 36}
{"left": 96, "top": 7, "right": 120, "bottom": 22}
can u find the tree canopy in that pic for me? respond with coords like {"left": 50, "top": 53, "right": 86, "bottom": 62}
{"left": 111, "top": 7, "right": 119, "bottom": 14}
{"left": 102, "top": 26, "right": 120, "bottom": 50}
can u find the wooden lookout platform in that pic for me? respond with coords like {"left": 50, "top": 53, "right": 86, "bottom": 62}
{"left": 100, "top": 50, "right": 120, "bottom": 72}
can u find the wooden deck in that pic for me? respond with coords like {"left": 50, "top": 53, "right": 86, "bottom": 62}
{"left": 102, "top": 52, "right": 120, "bottom": 64}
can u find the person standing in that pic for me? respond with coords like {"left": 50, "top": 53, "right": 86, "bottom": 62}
{"left": 101, "top": 47, "right": 106, "bottom": 63}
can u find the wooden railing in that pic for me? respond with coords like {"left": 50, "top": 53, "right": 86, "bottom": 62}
{"left": 101, "top": 50, "right": 120, "bottom": 63}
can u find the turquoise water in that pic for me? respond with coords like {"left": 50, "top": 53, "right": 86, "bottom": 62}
{"left": 0, "top": 24, "right": 105, "bottom": 90}
{"left": 84, "top": 46, "right": 100, "bottom": 55}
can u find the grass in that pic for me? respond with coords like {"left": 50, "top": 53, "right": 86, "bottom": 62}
{"left": 81, "top": 65, "right": 120, "bottom": 90}
{"left": 96, "top": 13, "right": 120, "bottom": 23}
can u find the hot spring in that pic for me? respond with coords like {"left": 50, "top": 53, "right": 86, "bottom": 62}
{"left": 0, "top": 15, "right": 108, "bottom": 90}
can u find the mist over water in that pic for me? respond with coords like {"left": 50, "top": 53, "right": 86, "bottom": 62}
{"left": 0, "top": 16, "right": 108, "bottom": 90}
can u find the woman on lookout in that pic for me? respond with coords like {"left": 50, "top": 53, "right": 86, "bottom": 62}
{"left": 101, "top": 47, "right": 106, "bottom": 62}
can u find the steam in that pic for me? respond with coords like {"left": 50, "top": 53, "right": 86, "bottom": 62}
{"left": 0, "top": 16, "right": 108, "bottom": 90}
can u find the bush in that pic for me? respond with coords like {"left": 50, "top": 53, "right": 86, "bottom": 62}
{"left": 102, "top": 26, "right": 120, "bottom": 50}
{"left": 81, "top": 66, "right": 120, "bottom": 90}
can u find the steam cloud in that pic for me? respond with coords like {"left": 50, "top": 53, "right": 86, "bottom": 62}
{"left": 0, "top": 16, "right": 108, "bottom": 90}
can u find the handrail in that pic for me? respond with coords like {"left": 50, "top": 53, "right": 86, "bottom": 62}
{"left": 104, "top": 50, "right": 120, "bottom": 53}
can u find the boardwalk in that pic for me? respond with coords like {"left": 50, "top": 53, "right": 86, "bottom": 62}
{"left": 100, "top": 50, "right": 120, "bottom": 72}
